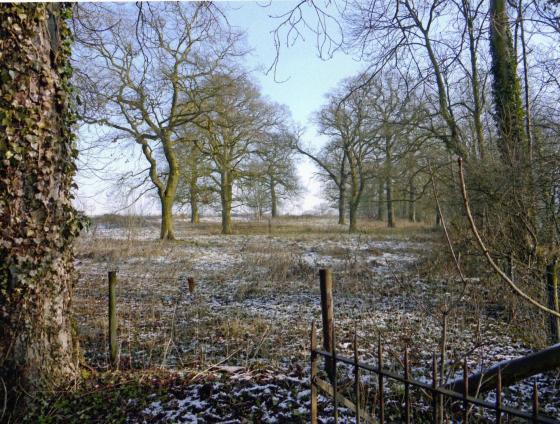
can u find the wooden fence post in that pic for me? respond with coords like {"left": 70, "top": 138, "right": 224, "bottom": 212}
{"left": 319, "top": 268, "right": 334, "bottom": 382}
{"left": 188, "top": 277, "right": 196, "bottom": 294}
{"left": 108, "top": 270, "right": 118, "bottom": 367}
{"left": 310, "top": 321, "right": 318, "bottom": 424}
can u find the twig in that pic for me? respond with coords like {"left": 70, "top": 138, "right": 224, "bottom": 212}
{"left": 457, "top": 157, "right": 560, "bottom": 318}
{"left": 429, "top": 163, "right": 470, "bottom": 311}
{"left": 188, "top": 347, "right": 244, "bottom": 383}
{"left": 251, "top": 326, "right": 270, "bottom": 361}
{"left": 429, "top": 162, "right": 467, "bottom": 284}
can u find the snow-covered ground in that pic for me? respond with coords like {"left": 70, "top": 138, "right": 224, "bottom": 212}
{"left": 73, "top": 218, "right": 560, "bottom": 422}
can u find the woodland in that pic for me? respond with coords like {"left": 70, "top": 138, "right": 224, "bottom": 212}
{"left": 1, "top": 1, "right": 560, "bottom": 422}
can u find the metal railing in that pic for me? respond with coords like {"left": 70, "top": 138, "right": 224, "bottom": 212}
{"left": 310, "top": 269, "right": 560, "bottom": 424}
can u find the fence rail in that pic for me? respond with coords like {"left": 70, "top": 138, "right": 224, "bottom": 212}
{"left": 311, "top": 268, "right": 560, "bottom": 424}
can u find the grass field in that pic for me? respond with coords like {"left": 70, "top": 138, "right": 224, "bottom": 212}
{"left": 59, "top": 215, "right": 560, "bottom": 422}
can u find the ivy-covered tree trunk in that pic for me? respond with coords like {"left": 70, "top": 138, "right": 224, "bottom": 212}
{"left": 0, "top": 3, "right": 82, "bottom": 403}
{"left": 489, "top": 0, "right": 526, "bottom": 164}
{"left": 489, "top": 0, "right": 534, "bottom": 257}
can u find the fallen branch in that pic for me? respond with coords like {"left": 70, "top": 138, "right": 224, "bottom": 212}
{"left": 447, "top": 343, "right": 560, "bottom": 395}
{"left": 457, "top": 157, "right": 560, "bottom": 318}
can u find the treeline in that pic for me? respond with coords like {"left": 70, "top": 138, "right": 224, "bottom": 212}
{"left": 270, "top": 0, "right": 560, "bottom": 341}
{"left": 296, "top": 72, "right": 440, "bottom": 231}
{"left": 74, "top": 3, "right": 299, "bottom": 237}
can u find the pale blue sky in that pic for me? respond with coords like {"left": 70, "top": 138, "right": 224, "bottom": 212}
{"left": 225, "top": 1, "right": 361, "bottom": 126}
{"left": 75, "top": 1, "right": 364, "bottom": 215}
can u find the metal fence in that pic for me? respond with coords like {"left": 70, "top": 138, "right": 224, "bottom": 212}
{"left": 310, "top": 269, "right": 560, "bottom": 424}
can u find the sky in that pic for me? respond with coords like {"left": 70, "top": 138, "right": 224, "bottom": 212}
{"left": 75, "top": 1, "right": 365, "bottom": 216}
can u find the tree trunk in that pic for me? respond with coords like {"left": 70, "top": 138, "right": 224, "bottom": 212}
{"left": 518, "top": 0, "right": 533, "bottom": 161}
{"left": 489, "top": 0, "right": 525, "bottom": 164}
{"left": 337, "top": 184, "right": 346, "bottom": 225}
{"left": 159, "top": 134, "right": 180, "bottom": 240}
{"left": 349, "top": 203, "right": 358, "bottom": 233}
{"left": 221, "top": 171, "right": 233, "bottom": 235}
{"left": 377, "top": 179, "right": 385, "bottom": 221}
{"left": 189, "top": 176, "right": 200, "bottom": 224}
{"left": 489, "top": 0, "right": 533, "bottom": 257}
{"left": 386, "top": 178, "right": 395, "bottom": 228}
{"left": 408, "top": 178, "right": 416, "bottom": 223}
{"left": 463, "top": 0, "right": 486, "bottom": 160}
{"left": 0, "top": 3, "right": 81, "bottom": 403}
{"left": 347, "top": 156, "right": 362, "bottom": 233}
{"left": 160, "top": 193, "right": 175, "bottom": 240}
{"left": 190, "top": 197, "right": 200, "bottom": 224}
{"left": 547, "top": 260, "right": 560, "bottom": 344}
{"left": 270, "top": 176, "right": 278, "bottom": 218}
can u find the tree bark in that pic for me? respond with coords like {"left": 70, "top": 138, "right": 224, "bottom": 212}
{"left": 462, "top": 0, "right": 486, "bottom": 160}
{"left": 220, "top": 171, "right": 233, "bottom": 234}
{"left": 160, "top": 192, "right": 176, "bottom": 240}
{"left": 349, "top": 203, "right": 358, "bottom": 233}
{"left": 435, "top": 206, "right": 442, "bottom": 226}
{"left": 190, "top": 198, "right": 200, "bottom": 224}
{"left": 159, "top": 135, "right": 179, "bottom": 240}
{"left": 189, "top": 177, "right": 200, "bottom": 224}
{"left": 547, "top": 260, "right": 560, "bottom": 344}
{"left": 377, "top": 179, "right": 385, "bottom": 221}
{"left": 348, "top": 175, "right": 362, "bottom": 233}
{"left": 489, "top": 0, "right": 526, "bottom": 164}
{"left": 347, "top": 154, "right": 364, "bottom": 233}
{"left": 0, "top": 3, "right": 81, "bottom": 403}
{"left": 337, "top": 184, "right": 346, "bottom": 225}
{"left": 489, "top": 0, "right": 533, "bottom": 257}
{"left": 386, "top": 178, "right": 395, "bottom": 228}
{"left": 408, "top": 178, "right": 416, "bottom": 223}
{"left": 270, "top": 175, "right": 278, "bottom": 218}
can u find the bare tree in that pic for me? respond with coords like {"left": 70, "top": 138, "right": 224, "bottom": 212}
{"left": 315, "top": 76, "right": 378, "bottom": 231}
{"left": 174, "top": 139, "right": 215, "bottom": 224}
{"left": 365, "top": 73, "right": 429, "bottom": 227}
{"left": 195, "top": 73, "right": 281, "bottom": 234}
{"left": 293, "top": 135, "right": 349, "bottom": 225}
{"left": 74, "top": 2, "right": 242, "bottom": 239}
{"left": 254, "top": 130, "right": 300, "bottom": 218}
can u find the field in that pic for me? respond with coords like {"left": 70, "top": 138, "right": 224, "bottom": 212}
{"left": 69, "top": 216, "right": 560, "bottom": 423}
